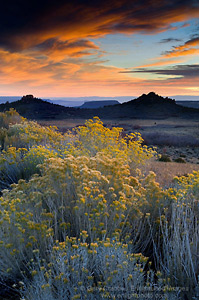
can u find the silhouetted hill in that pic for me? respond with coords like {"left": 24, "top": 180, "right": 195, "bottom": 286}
{"left": 80, "top": 100, "right": 119, "bottom": 109}
{"left": 94, "top": 92, "right": 199, "bottom": 119}
{"left": 117, "top": 92, "right": 179, "bottom": 118}
{"left": 0, "top": 92, "right": 199, "bottom": 120}
{"left": 0, "top": 95, "right": 78, "bottom": 119}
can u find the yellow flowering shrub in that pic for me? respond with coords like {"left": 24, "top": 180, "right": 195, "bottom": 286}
{"left": 0, "top": 109, "right": 66, "bottom": 151}
{"left": 156, "top": 172, "right": 199, "bottom": 291}
{"left": 7, "top": 120, "right": 63, "bottom": 149}
{"left": 0, "top": 108, "right": 24, "bottom": 129}
{"left": 0, "top": 112, "right": 198, "bottom": 299}
{"left": 24, "top": 238, "right": 160, "bottom": 300}
{"left": 69, "top": 117, "right": 156, "bottom": 165}
{"left": 0, "top": 146, "right": 58, "bottom": 190}
{"left": 0, "top": 109, "right": 24, "bottom": 150}
{"left": 0, "top": 150, "right": 164, "bottom": 288}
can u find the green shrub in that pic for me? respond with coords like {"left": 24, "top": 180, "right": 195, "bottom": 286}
{"left": 173, "top": 157, "right": 186, "bottom": 163}
{"left": 158, "top": 154, "right": 171, "bottom": 162}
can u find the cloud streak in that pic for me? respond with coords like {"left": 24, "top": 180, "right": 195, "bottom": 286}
{"left": 136, "top": 59, "right": 185, "bottom": 68}
{"left": 121, "top": 64, "right": 199, "bottom": 78}
{"left": 159, "top": 38, "right": 182, "bottom": 43}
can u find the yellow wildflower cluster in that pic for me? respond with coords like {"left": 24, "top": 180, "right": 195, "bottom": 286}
{"left": 69, "top": 117, "right": 156, "bottom": 166}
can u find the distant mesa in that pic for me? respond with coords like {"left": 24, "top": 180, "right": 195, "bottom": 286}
{"left": 80, "top": 100, "right": 120, "bottom": 109}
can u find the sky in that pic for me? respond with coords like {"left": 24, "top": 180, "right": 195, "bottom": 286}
{"left": 0, "top": 0, "right": 199, "bottom": 99}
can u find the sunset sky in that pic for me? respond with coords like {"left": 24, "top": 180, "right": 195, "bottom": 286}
{"left": 0, "top": 0, "right": 199, "bottom": 98}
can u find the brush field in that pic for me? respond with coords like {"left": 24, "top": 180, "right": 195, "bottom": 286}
{"left": 0, "top": 111, "right": 198, "bottom": 300}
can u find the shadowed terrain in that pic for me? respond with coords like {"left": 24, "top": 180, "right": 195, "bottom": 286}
{"left": 1, "top": 92, "right": 199, "bottom": 120}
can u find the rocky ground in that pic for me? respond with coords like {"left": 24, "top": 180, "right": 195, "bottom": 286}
{"left": 156, "top": 146, "right": 199, "bottom": 164}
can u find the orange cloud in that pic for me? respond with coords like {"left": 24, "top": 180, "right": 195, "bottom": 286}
{"left": 0, "top": 49, "right": 81, "bottom": 86}
{"left": 137, "top": 59, "right": 185, "bottom": 68}
{"left": 0, "top": 47, "right": 198, "bottom": 98}
{"left": 163, "top": 37, "right": 199, "bottom": 58}
{"left": 32, "top": 38, "right": 101, "bottom": 61}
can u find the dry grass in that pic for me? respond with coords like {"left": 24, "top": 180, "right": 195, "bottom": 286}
{"left": 156, "top": 145, "right": 199, "bottom": 164}
{"left": 38, "top": 117, "right": 199, "bottom": 127}
{"left": 141, "top": 159, "right": 199, "bottom": 187}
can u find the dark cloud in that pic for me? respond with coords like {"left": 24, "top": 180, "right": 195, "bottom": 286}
{"left": 159, "top": 38, "right": 182, "bottom": 43}
{"left": 0, "top": 0, "right": 199, "bottom": 52}
{"left": 121, "top": 64, "right": 199, "bottom": 78}
{"left": 179, "top": 36, "right": 199, "bottom": 47}
{"left": 190, "top": 33, "right": 199, "bottom": 39}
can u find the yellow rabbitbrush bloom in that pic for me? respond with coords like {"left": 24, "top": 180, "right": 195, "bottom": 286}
{"left": 69, "top": 117, "right": 156, "bottom": 165}
{"left": 0, "top": 145, "right": 162, "bottom": 262}
{"left": 13, "top": 120, "right": 63, "bottom": 148}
